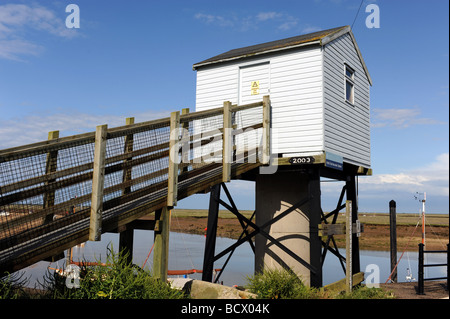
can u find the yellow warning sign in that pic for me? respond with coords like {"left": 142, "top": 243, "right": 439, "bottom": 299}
{"left": 251, "top": 81, "right": 260, "bottom": 95}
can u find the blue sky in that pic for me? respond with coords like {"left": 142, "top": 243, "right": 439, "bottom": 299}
{"left": 0, "top": 0, "right": 448, "bottom": 214}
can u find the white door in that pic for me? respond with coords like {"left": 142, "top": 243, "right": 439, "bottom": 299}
{"left": 238, "top": 62, "right": 270, "bottom": 105}
{"left": 236, "top": 62, "right": 270, "bottom": 158}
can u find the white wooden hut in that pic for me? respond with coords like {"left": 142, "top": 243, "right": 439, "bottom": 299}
{"left": 193, "top": 25, "right": 372, "bottom": 169}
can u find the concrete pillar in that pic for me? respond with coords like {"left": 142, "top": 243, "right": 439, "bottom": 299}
{"left": 255, "top": 169, "right": 322, "bottom": 287}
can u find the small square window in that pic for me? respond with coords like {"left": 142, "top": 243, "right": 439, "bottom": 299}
{"left": 345, "top": 67, "right": 354, "bottom": 79}
{"left": 345, "top": 64, "right": 355, "bottom": 104}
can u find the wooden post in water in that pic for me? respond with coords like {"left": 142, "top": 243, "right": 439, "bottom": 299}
{"left": 153, "top": 207, "right": 170, "bottom": 281}
{"left": 389, "top": 200, "right": 397, "bottom": 283}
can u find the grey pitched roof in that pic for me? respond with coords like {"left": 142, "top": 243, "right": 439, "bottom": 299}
{"left": 193, "top": 25, "right": 372, "bottom": 85}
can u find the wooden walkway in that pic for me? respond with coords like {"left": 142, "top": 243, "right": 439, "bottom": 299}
{"left": 0, "top": 97, "right": 270, "bottom": 274}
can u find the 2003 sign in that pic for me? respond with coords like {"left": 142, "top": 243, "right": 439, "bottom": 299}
{"left": 288, "top": 156, "right": 315, "bottom": 165}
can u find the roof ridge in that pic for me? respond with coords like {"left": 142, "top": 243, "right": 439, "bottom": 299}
{"left": 193, "top": 25, "right": 348, "bottom": 69}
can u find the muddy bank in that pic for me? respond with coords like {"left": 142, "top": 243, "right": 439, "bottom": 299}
{"left": 169, "top": 216, "right": 449, "bottom": 252}
{"left": 380, "top": 281, "right": 448, "bottom": 299}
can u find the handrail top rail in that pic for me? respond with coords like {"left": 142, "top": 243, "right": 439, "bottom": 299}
{"left": 0, "top": 99, "right": 265, "bottom": 163}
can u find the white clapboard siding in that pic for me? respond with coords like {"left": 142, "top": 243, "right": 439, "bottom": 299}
{"left": 269, "top": 45, "right": 324, "bottom": 156}
{"left": 195, "top": 30, "right": 371, "bottom": 166}
{"left": 323, "top": 33, "right": 371, "bottom": 167}
{"left": 195, "top": 46, "right": 325, "bottom": 157}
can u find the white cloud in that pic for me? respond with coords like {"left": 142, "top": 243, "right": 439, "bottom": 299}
{"left": 195, "top": 11, "right": 299, "bottom": 31}
{"left": 256, "top": 12, "right": 283, "bottom": 22}
{"left": 301, "top": 25, "right": 323, "bottom": 34}
{"left": 278, "top": 19, "right": 299, "bottom": 31}
{"left": 0, "top": 38, "right": 43, "bottom": 61}
{"left": 194, "top": 13, "right": 234, "bottom": 28}
{"left": 371, "top": 107, "right": 447, "bottom": 128}
{"left": 319, "top": 153, "right": 449, "bottom": 213}
{"left": 358, "top": 153, "right": 449, "bottom": 197}
{"left": 0, "top": 3, "right": 78, "bottom": 61}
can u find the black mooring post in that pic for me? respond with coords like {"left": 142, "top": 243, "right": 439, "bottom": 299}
{"left": 447, "top": 243, "right": 449, "bottom": 292}
{"left": 346, "top": 175, "right": 360, "bottom": 274}
{"left": 202, "top": 184, "right": 221, "bottom": 282}
{"left": 418, "top": 243, "right": 424, "bottom": 295}
{"left": 389, "top": 200, "right": 397, "bottom": 283}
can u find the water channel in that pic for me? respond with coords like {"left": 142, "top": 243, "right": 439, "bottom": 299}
{"left": 21, "top": 231, "right": 447, "bottom": 289}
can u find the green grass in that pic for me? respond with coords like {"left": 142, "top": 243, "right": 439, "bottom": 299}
{"left": 245, "top": 267, "right": 323, "bottom": 299}
{"left": 0, "top": 271, "right": 29, "bottom": 299}
{"left": 1, "top": 246, "right": 188, "bottom": 299}
{"left": 39, "top": 247, "right": 187, "bottom": 299}
{"left": 245, "top": 267, "right": 394, "bottom": 299}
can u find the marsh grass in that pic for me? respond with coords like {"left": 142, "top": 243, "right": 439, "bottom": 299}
{"left": 0, "top": 272, "right": 29, "bottom": 299}
{"left": 245, "top": 267, "right": 324, "bottom": 299}
{"left": 37, "top": 246, "right": 187, "bottom": 299}
{"left": 245, "top": 267, "right": 393, "bottom": 299}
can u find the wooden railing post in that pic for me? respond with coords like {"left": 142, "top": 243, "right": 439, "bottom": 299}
{"left": 167, "top": 111, "right": 180, "bottom": 207}
{"left": 262, "top": 95, "right": 271, "bottom": 165}
{"left": 222, "top": 101, "right": 232, "bottom": 183}
{"left": 122, "top": 117, "right": 134, "bottom": 195}
{"left": 43, "top": 130, "right": 59, "bottom": 224}
{"left": 181, "top": 108, "right": 190, "bottom": 172}
{"left": 89, "top": 124, "right": 107, "bottom": 241}
{"left": 119, "top": 117, "right": 135, "bottom": 264}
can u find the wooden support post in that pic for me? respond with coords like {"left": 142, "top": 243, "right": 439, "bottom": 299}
{"left": 153, "top": 207, "right": 170, "bottom": 281}
{"left": 262, "top": 95, "right": 271, "bottom": 165}
{"left": 43, "top": 130, "right": 59, "bottom": 224}
{"left": 119, "top": 117, "right": 134, "bottom": 264}
{"left": 42, "top": 130, "right": 67, "bottom": 262}
{"left": 167, "top": 111, "right": 180, "bottom": 207}
{"left": 222, "top": 101, "right": 232, "bottom": 183}
{"left": 309, "top": 167, "right": 323, "bottom": 288}
{"left": 389, "top": 200, "right": 398, "bottom": 283}
{"left": 346, "top": 200, "right": 353, "bottom": 293}
{"left": 89, "top": 124, "right": 107, "bottom": 241}
{"left": 202, "top": 184, "right": 221, "bottom": 282}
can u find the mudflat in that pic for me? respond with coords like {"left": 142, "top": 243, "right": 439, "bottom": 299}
{"left": 168, "top": 210, "right": 449, "bottom": 252}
